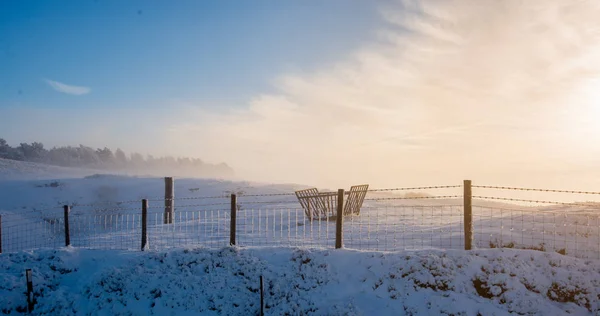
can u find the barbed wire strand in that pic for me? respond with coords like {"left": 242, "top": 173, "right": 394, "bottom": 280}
{"left": 241, "top": 200, "right": 300, "bottom": 205}
{"left": 146, "top": 203, "right": 231, "bottom": 210}
{"left": 368, "top": 185, "right": 462, "bottom": 192}
{"left": 239, "top": 192, "right": 297, "bottom": 197}
{"left": 473, "top": 196, "right": 600, "bottom": 207}
{"left": 150, "top": 195, "right": 230, "bottom": 202}
{"left": 473, "top": 185, "right": 600, "bottom": 195}
{"left": 364, "top": 195, "right": 463, "bottom": 201}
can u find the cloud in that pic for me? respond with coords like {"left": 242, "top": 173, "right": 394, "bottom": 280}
{"left": 44, "top": 79, "right": 91, "bottom": 95}
{"left": 160, "top": 0, "right": 600, "bottom": 188}
{"left": 7, "top": 1, "right": 598, "bottom": 189}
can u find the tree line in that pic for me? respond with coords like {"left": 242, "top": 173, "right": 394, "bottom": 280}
{"left": 0, "top": 138, "right": 234, "bottom": 178}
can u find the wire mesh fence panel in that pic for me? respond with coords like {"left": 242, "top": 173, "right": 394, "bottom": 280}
{"left": 472, "top": 203, "right": 600, "bottom": 260}
{"left": 2, "top": 183, "right": 599, "bottom": 261}
{"left": 1, "top": 210, "right": 65, "bottom": 253}
{"left": 343, "top": 205, "right": 464, "bottom": 252}
{"left": 70, "top": 212, "right": 141, "bottom": 250}
{"left": 236, "top": 208, "right": 336, "bottom": 248}
{"left": 146, "top": 209, "right": 231, "bottom": 249}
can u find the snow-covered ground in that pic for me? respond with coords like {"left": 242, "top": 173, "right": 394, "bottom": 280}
{"left": 0, "top": 158, "right": 97, "bottom": 181}
{"left": 1, "top": 247, "right": 599, "bottom": 315}
{"left": 1, "top": 162, "right": 599, "bottom": 314}
{"left": 0, "top": 162, "right": 599, "bottom": 260}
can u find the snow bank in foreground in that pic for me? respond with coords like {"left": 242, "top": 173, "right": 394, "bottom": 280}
{"left": 1, "top": 248, "right": 599, "bottom": 315}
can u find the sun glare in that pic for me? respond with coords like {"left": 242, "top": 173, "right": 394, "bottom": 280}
{"left": 564, "top": 78, "right": 600, "bottom": 148}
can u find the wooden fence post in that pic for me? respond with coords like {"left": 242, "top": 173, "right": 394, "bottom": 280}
{"left": 63, "top": 205, "right": 70, "bottom": 247}
{"left": 164, "top": 177, "right": 174, "bottom": 224}
{"left": 259, "top": 275, "right": 264, "bottom": 316}
{"left": 335, "top": 189, "right": 344, "bottom": 249}
{"left": 464, "top": 180, "right": 473, "bottom": 250}
{"left": 0, "top": 215, "right": 3, "bottom": 254}
{"left": 230, "top": 194, "right": 237, "bottom": 246}
{"left": 26, "top": 268, "right": 34, "bottom": 312}
{"left": 141, "top": 199, "right": 148, "bottom": 251}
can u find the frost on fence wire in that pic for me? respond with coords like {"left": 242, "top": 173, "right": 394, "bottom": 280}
{"left": 343, "top": 205, "right": 465, "bottom": 252}
{"left": 1, "top": 210, "right": 65, "bottom": 252}
{"left": 472, "top": 204, "right": 600, "bottom": 260}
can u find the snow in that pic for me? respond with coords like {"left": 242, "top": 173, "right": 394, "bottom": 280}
{"left": 1, "top": 160, "right": 599, "bottom": 314}
{"left": 0, "top": 158, "right": 96, "bottom": 181}
{"left": 1, "top": 247, "right": 599, "bottom": 315}
{"left": 1, "top": 174, "right": 597, "bottom": 260}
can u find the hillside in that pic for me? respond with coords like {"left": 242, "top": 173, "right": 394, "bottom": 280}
{"left": 0, "top": 158, "right": 97, "bottom": 181}
{"left": 1, "top": 247, "right": 598, "bottom": 315}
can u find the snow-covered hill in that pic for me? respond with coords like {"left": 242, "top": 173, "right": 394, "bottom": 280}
{"left": 1, "top": 247, "right": 598, "bottom": 315}
{"left": 0, "top": 158, "right": 96, "bottom": 181}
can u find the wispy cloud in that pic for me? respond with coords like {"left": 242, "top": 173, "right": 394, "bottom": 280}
{"left": 12, "top": 1, "right": 600, "bottom": 189}
{"left": 44, "top": 79, "right": 91, "bottom": 95}
{"left": 163, "top": 0, "right": 600, "bottom": 187}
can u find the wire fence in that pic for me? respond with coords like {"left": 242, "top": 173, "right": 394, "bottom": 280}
{"left": 236, "top": 208, "right": 335, "bottom": 248}
{"left": 1, "top": 210, "right": 66, "bottom": 252}
{"left": 1, "top": 182, "right": 599, "bottom": 261}
{"left": 471, "top": 203, "right": 600, "bottom": 260}
{"left": 344, "top": 205, "right": 465, "bottom": 251}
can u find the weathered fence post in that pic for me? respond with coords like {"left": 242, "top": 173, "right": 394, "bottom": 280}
{"left": 464, "top": 180, "right": 473, "bottom": 250}
{"left": 335, "top": 189, "right": 344, "bottom": 249}
{"left": 230, "top": 194, "right": 237, "bottom": 246}
{"left": 259, "top": 275, "right": 264, "bottom": 316}
{"left": 141, "top": 199, "right": 148, "bottom": 251}
{"left": 164, "top": 177, "right": 174, "bottom": 224}
{"left": 0, "top": 215, "right": 3, "bottom": 254}
{"left": 63, "top": 205, "right": 70, "bottom": 247}
{"left": 26, "top": 269, "right": 34, "bottom": 312}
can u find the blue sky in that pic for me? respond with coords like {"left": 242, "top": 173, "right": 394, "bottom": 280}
{"left": 1, "top": 0, "right": 599, "bottom": 189}
{"left": 0, "top": 0, "right": 383, "bottom": 111}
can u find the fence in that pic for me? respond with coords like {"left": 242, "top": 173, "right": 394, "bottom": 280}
{"left": 1, "top": 180, "right": 599, "bottom": 261}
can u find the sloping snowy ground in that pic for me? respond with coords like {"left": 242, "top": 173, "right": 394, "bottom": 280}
{"left": 1, "top": 247, "right": 599, "bottom": 315}
{"left": 0, "top": 158, "right": 96, "bottom": 181}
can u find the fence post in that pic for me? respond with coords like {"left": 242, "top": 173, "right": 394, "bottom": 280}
{"left": 464, "top": 180, "right": 473, "bottom": 250}
{"left": 259, "top": 275, "right": 264, "bottom": 316}
{"left": 26, "top": 268, "right": 34, "bottom": 312}
{"left": 164, "top": 177, "right": 174, "bottom": 224}
{"left": 0, "top": 215, "right": 2, "bottom": 254}
{"left": 141, "top": 199, "right": 148, "bottom": 251}
{"left": 230, "top": 194, "right": 237, "bottom": 246}
{"left": 335, "top": 189, "right": 344, "bottom": 249}
{"left": 63, "top": 205, "right": 70, "bottom": 247}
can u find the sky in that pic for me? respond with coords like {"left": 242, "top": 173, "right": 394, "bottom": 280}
{"left": 1, "top": 0, "right": 600, "bottom": 190}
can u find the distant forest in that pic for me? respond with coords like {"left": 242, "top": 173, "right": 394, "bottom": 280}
{"left": 0, "top": 138, "right": 234, "bottom": 178}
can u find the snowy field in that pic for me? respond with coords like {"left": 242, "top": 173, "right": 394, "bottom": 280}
{"left": 1, "top": 161, "right": 600, "bottom": 315}
{"left": 1, "top": 247, "right": 599, "bottom": 315}
{"left": 0, "top": 172, "right": 598, "bottom": 260}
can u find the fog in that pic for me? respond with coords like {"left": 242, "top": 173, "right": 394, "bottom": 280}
{"left": 4, "top": 0, "right": 600, "bottom": 190}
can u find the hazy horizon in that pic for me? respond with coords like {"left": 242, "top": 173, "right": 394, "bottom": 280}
{"left": 2, "top": 0, "right": 600, "bottom": 190}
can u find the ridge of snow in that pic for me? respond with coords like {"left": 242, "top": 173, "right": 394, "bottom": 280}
{"left": 1, "top": 247, "right": 598, "bottom": 315}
